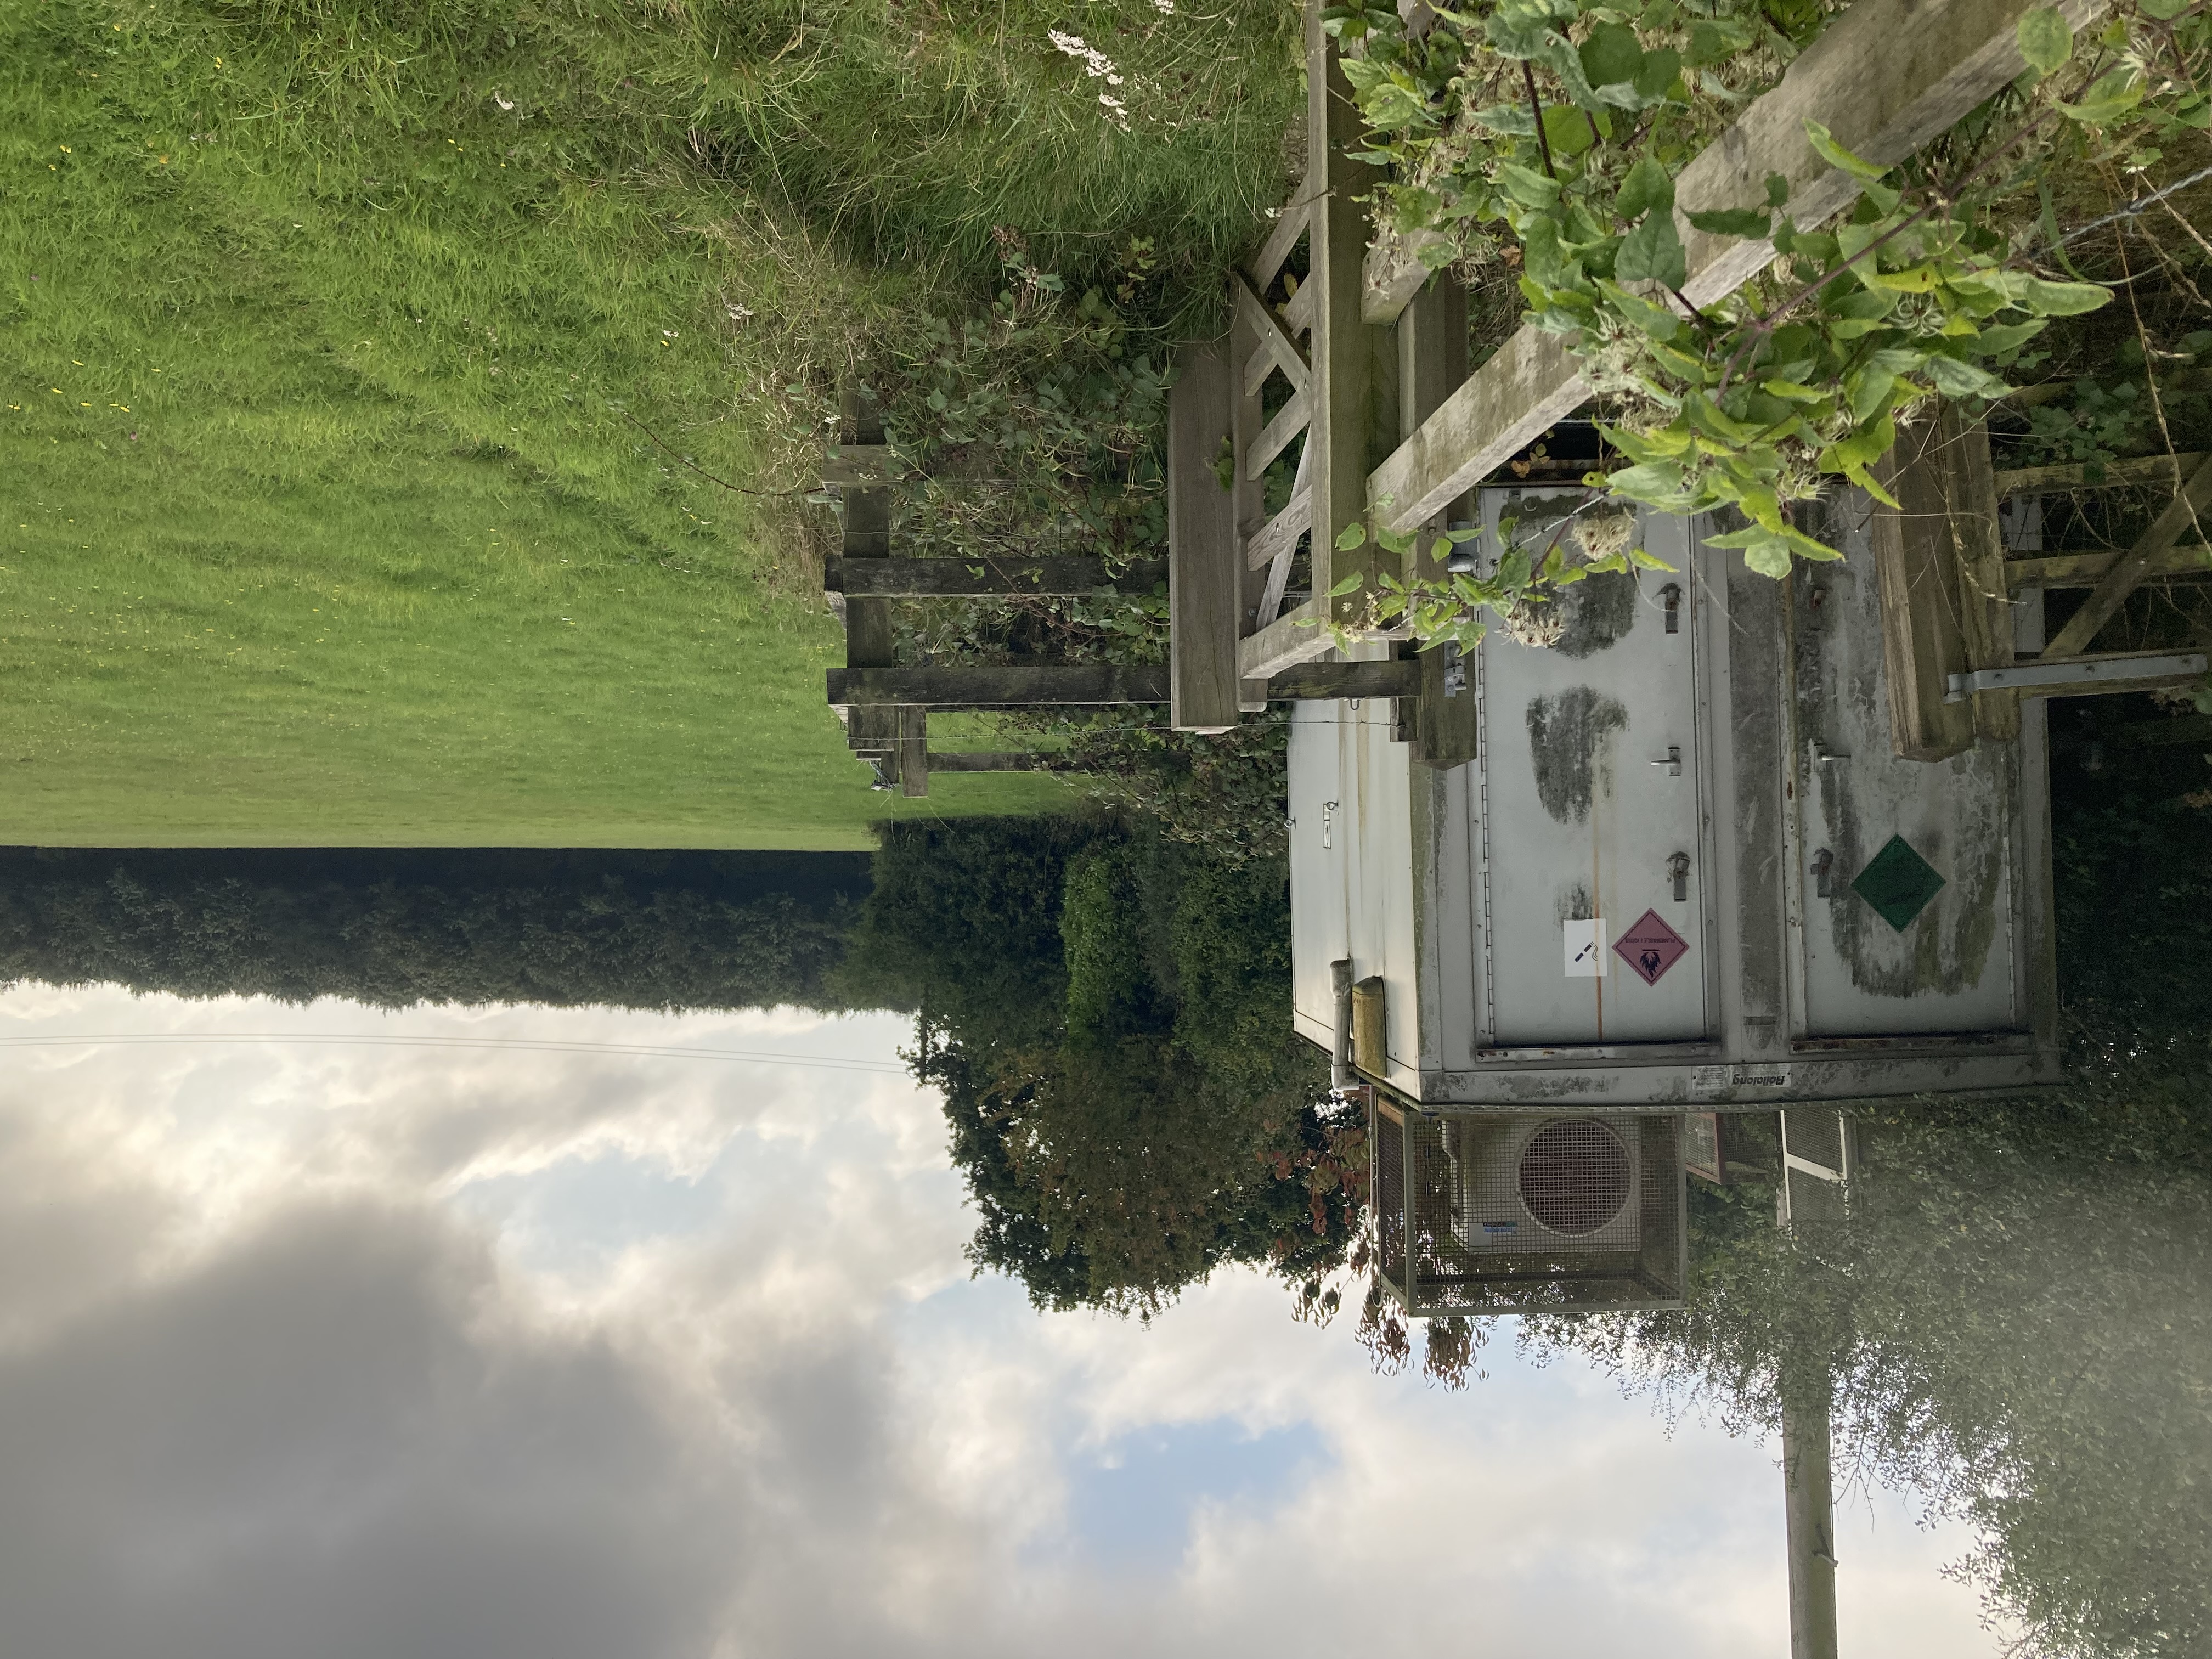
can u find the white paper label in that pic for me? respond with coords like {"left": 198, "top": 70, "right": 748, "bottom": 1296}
{"left": 1564, "top": 918, "right": 1608, "bottom": 977}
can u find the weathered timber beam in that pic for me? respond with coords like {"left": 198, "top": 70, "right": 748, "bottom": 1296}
{"left": 821, "top": 444, "right": 1010, "bottom": 487}
{"left": 1171, "top": 339, "right": 1243, "bottom": 733}
{"left": 1268, "top": 659, "right": 1420, "bottom": 700}
{"left": 2006, "top": 542, "right": 2212, "bottom": 588}
{"left": 826, "top": 665, "right": 1169, "bottom": 708}
{"left": 825, "top": 556, "right": 1164, "bottom": 597}
{"left": 1247, "top": 166, "right": 1321, "bottom": 292}
{"left": 1995, "top": 452, "right": 2208, "bottom": 499}
{"left": 1235, "top": 271, "right": 1312, "bottom": 398}
{"left": 1238, "top": 598, "right": 1324, "bottom": 681}
{"left": 926, "top": 751, "right": 1055, "bottom": 772}
{"left": 1283, "top": 278, "right": 1315, "bottom": 338}
{"left": 1367, "top": 0, "right": 2116, "bottom": 527}
{"left": 1246, "top": 389, "right": 1310, "bottom": 481}
{"left": 1246, "top": 489, "right": 1313, "bottom": 573}
{"left": 822, "top": 443, "right": 898, "bottom": 487}
{"left": 2045, "top": 453, "right": 2212, "bottom": 657}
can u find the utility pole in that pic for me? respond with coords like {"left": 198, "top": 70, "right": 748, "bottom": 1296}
{"left": 1780, "top": 1360, "right": 1839, "bottom": 1659}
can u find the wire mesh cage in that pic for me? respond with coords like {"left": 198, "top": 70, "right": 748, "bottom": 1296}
{"left": 1371, "top": 1098, "right": 1688, "bottom": 1315}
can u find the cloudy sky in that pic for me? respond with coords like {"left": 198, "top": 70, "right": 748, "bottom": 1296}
{"left": 0, "top": 985, "right": 2008, "bottom": 1658}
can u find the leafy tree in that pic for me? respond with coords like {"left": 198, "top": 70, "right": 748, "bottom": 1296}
{"left": 857, "top": 816, "right": 1356, "bottom": 1316}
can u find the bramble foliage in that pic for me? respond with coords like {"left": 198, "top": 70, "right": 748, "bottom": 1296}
{"left": 1322, "top": 0, "right": 2211, "bottom": 646}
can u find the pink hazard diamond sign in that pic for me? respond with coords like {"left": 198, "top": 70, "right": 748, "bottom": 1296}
{"left": 1612, "top": 909, "right": 1689, "bottom": 986}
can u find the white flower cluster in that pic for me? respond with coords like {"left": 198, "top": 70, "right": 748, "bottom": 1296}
{"left": 1047, "top": 28, "right": 1131, "bottom": 129}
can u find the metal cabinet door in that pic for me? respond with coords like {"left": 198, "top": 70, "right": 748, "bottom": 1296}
{"left": 1475, "top": 492, "right": 1709, "bottom": 1046}
{"left": 1786, "top": 505, "right": 2021, "bottom": 1037}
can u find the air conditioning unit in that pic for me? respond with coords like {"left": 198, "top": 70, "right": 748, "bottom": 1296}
{"left": 1445, "top": 1115, "right": 1644, "bottom": 1254}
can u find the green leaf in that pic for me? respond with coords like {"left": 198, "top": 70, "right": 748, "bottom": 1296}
{"left": 1334, "top": 522, "right": 1369, "bottom": 551}
{"left": 1683, "top": 392, "right": 1756, "bottom": 444}
{"left": 1627, "top": 545, "right": 1680, "bottom": 572}
{"left": 1686, "top": 16, "right": 1753, "bottom": 65}
{"left": 1500, "top": 161, "right": 1563, "bottom": 209}
{"left": 1765, "top": 172, "right": 1791, "bottom": 208}
{"left": 1803, "top": 118, "right": 1889, "bottom": 182}
{"left": 1922, "top": 354, "right": 2011, "bottom": 399}
{"left": 1631, "top": 46, "right": 1681, "bottom": 102}
{"left": 1543, "top": 102, "right": 1604, "bottom": 160}
{"left": 1580, "top": 21, "right": 1645, "bottom": 84}
{"left": 2058, "top": 67, "right": 2144, "bottom": 124}
{"left": 1606, "top": 459, "right": 1688, "bottom": 499}
{"left": 1706, "top": 524, "right": 1798, "bottom": 577}
{"left": 2140, "top": 0, "right": 2190, "bottom": 15}
{"left": 2016, "top": 7, "right": 2073, "bottom": 75}
{"left": 2012, "top": 274, "right": 2113, "bottom": 316}
{"left": 1327, "top": 573, "right": 1365, "bottom": 597}
{"left": 1685, "top": 206, "right": 1771, "bottom": 237}
{"left": 1977, "top": 318, "right": 2049, "bottom": 355}
{"left": 1615, "top": 208, "right": 1687, "bottom": 287}
{"left": 1596, "top": 279, "right": 1680, "bottom": 340}
{"left": 1859, "top": 262, "right": 1939, "bottom": 292}
{"left": 1615, "top": 156, "right": 1675, "bottom": 222}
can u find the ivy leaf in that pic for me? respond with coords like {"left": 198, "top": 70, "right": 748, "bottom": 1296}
{"left": 1803, "top": 118, "right": 1889, "bottom": 182}
{"left": 1615, "top": 156, "right": 1675, "bottom": 222}
{"left": 1685, "top": 206, "right": 1771, "bottom": 237}
{"left": 2015, "top": 7, "right": 2073, "bottom": 75}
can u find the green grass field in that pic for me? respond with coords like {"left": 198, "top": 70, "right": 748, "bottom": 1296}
{"left": 2, "top": 0, "right": 1294, "bottom": 846}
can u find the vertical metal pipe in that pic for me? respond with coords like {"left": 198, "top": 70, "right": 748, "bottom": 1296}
{"left": 1330, "top": 957, "right": 1354, "bottom": 1088}
{"left": 1780, "top": 1367, "right": 1839, "bottom": 1659}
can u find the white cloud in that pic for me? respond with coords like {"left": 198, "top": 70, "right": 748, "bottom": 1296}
{"left": 0, "top": 986, "right": 2006, "bottom": 1658}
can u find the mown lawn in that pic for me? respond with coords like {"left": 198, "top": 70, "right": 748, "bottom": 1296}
{"left": 2, "top": 0, "right": 1296, "bottom": 846}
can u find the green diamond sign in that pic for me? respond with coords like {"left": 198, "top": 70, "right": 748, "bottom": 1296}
{"left": 1852, "top": 834, "right": 1946, "bottom": 932}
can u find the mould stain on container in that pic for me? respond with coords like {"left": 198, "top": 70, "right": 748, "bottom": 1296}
{"left": 1525, "top": 687, "right": 1628, "bottom": 825}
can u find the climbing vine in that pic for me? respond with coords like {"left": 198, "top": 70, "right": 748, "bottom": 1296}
{"left": 1319, "top": 0, "right": 2212, "bottom": 644}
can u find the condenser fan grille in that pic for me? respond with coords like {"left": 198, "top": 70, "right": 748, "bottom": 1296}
{"left": 1517, "top": 1120, "right": 1632, "bottom": 1235}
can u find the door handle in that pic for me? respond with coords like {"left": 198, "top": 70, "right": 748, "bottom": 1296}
{"left": 1667, "top": 851, "right": 1690, "bottom": 902}
{"left": 1649, "top": 746, "right": 1682, "bottom": 777}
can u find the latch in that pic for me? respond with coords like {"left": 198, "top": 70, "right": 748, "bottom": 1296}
{"left": 1659, "top": 582, "right": 1683, "bottom": 635}
{"left": 1811, "top": 848, "right": 1835, "bottom": 898}
{"left": 1441, "top": 639, "right": 1467, "bottom": 697}
{"left": 1649, "top": 745, "right": 1683, "bottom": 777}
{"left": 1667, "top": 850, "right": 1691, "bottom": 902}
{"left": 1322, "top": 799, "right": 1337, "bottom": 850}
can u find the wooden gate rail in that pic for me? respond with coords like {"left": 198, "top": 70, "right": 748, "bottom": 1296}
{"left": 1169, "top": 0, "right": 2212, "bottom": 759}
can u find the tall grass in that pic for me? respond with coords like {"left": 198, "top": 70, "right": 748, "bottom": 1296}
{"left": 1, "top": 0, "right": 1301, "bottom": 845}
